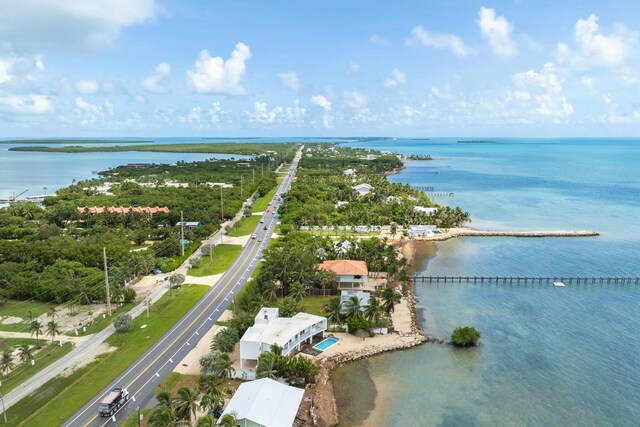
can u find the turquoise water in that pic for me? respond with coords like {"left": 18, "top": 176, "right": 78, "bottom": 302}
{"left": 315, "top": 336, "right": 341, "bottom": 351}
{"left": 336, "top": 138, "right": 640, "bottom": 426}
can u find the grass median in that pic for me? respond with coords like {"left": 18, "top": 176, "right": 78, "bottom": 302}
{"left": 188, "top": 244, "right": 242, "bottom": 276}
{"left": 226, "top": 215, "right": 262, "bottom": 237}
{"left": 11, "top": 284, "right": 209, "bottom": 427}
{"left": 253, "top": 188, "right": 277, "bottom": 212}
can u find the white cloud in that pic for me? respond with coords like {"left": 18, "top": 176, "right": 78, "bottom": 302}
{"left": 384, "top": 68, "right": 406, "bottom": 88}
{"left": 142, "top": 62, "right": 171, "bottom": 93}
{"left": 75, "top": 79, "right": 99, "bottom": 95}
{"left": 187, "top": 107, "right": 202, "bottom": 127}
{"left": 348, "top": 62, "right": 361, "bottom": 75}
{"left": 408, "top": 25, "right": 472, "bottom": 57}
{"left": 244, "top": 100, "right": 306, "bottom": 125}
{"left": 311, "top": 95, "right": 332, "bottom": 111}
{"left": 0, "top": 94, "right": 52, "bottom": 114}
{"left": 278, "top": 71, "right": 300, "bottom": 91}
{"left": 512, "top": 63, "right": 573, "bottom": 117}
{"left": 209, "top": 101, "right": 223, "bottom": 124}
{"left": 369, "top": 34, "right": 389, "bottom": 46}
{"left": 0, "top": 61, "right": 12, "bottom": 84}
{"left": 513, "top": 62, "right": 563, "bottom": 93}
{"left": 343, "top": 90, "right": 368, "bottom": 110}
{"left": 186, "top": 43, "right": 251, "bottom": 95}
{"left": 557, "top": 14, "right": 636, "bottom": 67}
{"left": 0, "top": 0, "right": 161, "bottom": 51}
{"left": 581, "top": 76, "right": 597, "bottom": 90}
{"left": 477, "top": 7, "right": 518, "bottom": 57}
{"left": 72, "top": 96, "right": 115, "bottom": 125}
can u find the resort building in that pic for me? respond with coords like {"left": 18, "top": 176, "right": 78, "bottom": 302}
{"left": 219, "top": 378, "right": 304, "bottom": 427}
{"left": 204, "top": 182, "right": 234, "bottom": 188}
{"left": 318, "top": 259, "right": 369, "bottom": 289}
{"left": 77, "top": 206, "right": 170, "bottom": 215}
{"left": 334, "top": 201, "right": 349, "bottom": 208}
{"left": 353, "top": 183, "right": 374, "bottom": 196}
{"left": 414, "top": 206, "right": 438, "bottom": 215}
{"left": 343, "top": 168, "right": 357, "bottom": 176}
{"left": 407, "top": 225, "right": 434, "bottom": 238}
{"left": 239, "top": 308, "right": 327, "bottom": 367}
{"left": 176, "top": 221, "right": 201, "bottom": 228}
{"left": 237, "top": 162, "right": 251, "bottom": 168}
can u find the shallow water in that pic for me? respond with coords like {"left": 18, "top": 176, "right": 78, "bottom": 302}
{"left": 334, "top": 138, "right": 640, "bottom": 426}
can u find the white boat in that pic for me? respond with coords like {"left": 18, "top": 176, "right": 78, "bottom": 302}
{"left": 553, "top": 281, "right": 565, "bottom": 287}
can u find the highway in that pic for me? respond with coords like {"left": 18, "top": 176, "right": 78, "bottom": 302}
{"left": 63, "top": 148, "right": 302, "bottom": 427}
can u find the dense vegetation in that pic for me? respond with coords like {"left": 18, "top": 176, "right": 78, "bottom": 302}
{"left": 228, "top": 232, "right": 409, "bottom": 335}
{"left": 451, "top": 326, "right": 481, "bottom": 347}
{"left": 9, "top": 142, "right": 297, "bottom": 156}
{"left": 0, "top": 144, "right": 298, "bottom": 304}
{"left": 0, "top": 139, "right": 152, "bottom": 144}
{"left": 278, "top": 145, "right": 470, "bottom": 229}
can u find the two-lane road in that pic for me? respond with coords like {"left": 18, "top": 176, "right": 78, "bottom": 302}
{"left": 64, "top": 148, "right": 302, "bottom": 427}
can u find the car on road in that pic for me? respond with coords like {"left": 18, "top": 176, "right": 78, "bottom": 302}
{"left": 260, "top": 219, "right": 264, "bottom": 223}
{"left": 263, "top": 225, "right": 268, "bottom": 230}
{"left": 251, "top": 234, "right": 257, "bottom": 239}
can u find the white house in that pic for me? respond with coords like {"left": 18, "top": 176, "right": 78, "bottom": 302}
{"left": 318, "top": 259, "right": 369, "bottom": 289}
{"left": 353, "top": 183, "right": 374, "bottom": 196}
{"left": 407, "top": 225, "right": 434, "bottom": 238}
{"left": 386, "top": 195, "right": 402, "bottom": 203}
{"left": 204, "top": 182, "right": 234, "bottom": 189}
{"left": 343, "top": 168, "right": 357, "bottom": 176}
{"left": 414, "top": 206, "right": 438, "bottom": 215}
{"left": 364, "top": 154, "right": 377, "bottom": 160}
{"left": 219, "top": 378, "right": 304, "bottom": 427}
{"left": 334, "top": 201, "right": 349, "bottom": 208}
{"left": 239, "top": 308, "right": 326, "bottom": 367}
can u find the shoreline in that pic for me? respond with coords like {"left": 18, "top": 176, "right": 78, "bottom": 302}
{"left": 305, "top": 240, "right": 440, "bottom": 426}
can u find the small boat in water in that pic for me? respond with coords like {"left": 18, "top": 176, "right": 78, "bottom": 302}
{"left": 553, "top": 281, "right": 565, "bottom": 287}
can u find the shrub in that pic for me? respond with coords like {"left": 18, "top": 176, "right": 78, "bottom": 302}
{"left": 113, "top": 313, "right": 133, "bottom": 333}
{"left": 451, "top": 326, "right": 481, "bottom": 347}
{"left": 277, "top": 296, "right": 302, "bottom": 317}
{"left": 211, "top": 327, "right": 240, "bottom": 353}
{"left": 346, "top": 316, "right": 370, "bottom": 335}
{"left": 122, "top": 287, "right": 137, "bottom": 304}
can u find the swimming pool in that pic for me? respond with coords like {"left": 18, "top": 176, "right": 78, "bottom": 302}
{"left": 313, "top": 336, "right": 340, "bottom": 351}
{"left": 432, "top": 230, "right": 442, "bottom": 234}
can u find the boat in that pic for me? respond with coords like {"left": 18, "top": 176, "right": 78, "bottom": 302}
{"left": 553, "top": 281, "right": 565, "bottom": 287}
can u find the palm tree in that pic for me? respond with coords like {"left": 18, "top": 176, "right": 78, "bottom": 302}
{"left": 46, "top": 320, "right": 60, "bottom": 344}
{"left": 288, "top": 283, "right": 307, "bottom": 302}
{"left": 29, "top": 320, "right": 43, "bottom": 346}
{"left": 199, "top": 374, "right": 224, "bottom": 398}
{"left": 47, "top": 306, "right": 58, "bottom": 321}
{"left": 364, "top": 297, "right": 385, "bottom": 326}
{"left": 196, "top": 414, "right": 217, "bottom": 427}
{"left": 261, "top": 281, "right": 278, "bottom": 303}
{"left": 199, "top": 393, "right": 224, "bottom": 414}
{"left": 1, "top": 350, "right": 14, "bottom": 374}
{"left": 323, "top": 298, "right": 343, "bottom": 325}
{"left": 381, "top": 288, "right": 402, "bottom": 315}
{"left": 149, "top": 391, "right": 178, "bottom": 427}
{"left": 213, "top": 353, "right": 235, "bottom": 381}
{"left": 256, "top": 353, "right": 279, "bottom": 379}
{"left": 390, "top": 222, "right": 398, "bottom": 238}
{"left": 18, "top": 344, "right": 34, "bottom": 363}
{"left": 344, "top": 296, "right": 362, "bottom": 318}
{"left": 218, "top": 412, "right": 239, "bottom": 427}
{"left": 175, "top": 386, "right": 200, "bottom": 424}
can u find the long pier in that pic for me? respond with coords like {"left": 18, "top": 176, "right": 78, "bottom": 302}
{"left": 413, "top": 275, "right": 640, "bottom": 285}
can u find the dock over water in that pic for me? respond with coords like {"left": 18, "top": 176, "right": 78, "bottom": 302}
{"left": 419, "top": 227, "right": 599, "bottom": 241}
{"left": 413, "top": 275, "right": 639, "bottom": 285}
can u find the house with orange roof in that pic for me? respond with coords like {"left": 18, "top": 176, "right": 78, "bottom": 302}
{"left": 318, "top": 259, "right": 369, "bottom": 289}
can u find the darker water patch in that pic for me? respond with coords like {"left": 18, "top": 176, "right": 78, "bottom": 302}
{"left": 333, "top": 360, "right": 377, "bottom": 426}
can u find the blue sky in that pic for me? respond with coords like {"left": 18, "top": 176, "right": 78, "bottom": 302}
{"left": 1, "top": 0, "right": 640, "bottom": 137}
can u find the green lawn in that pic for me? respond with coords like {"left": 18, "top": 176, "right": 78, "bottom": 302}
{"left": 299, "top": 295, "right": 333, "bottom": 317}
{"left": 253, "top": 187, "right": 277, "bottom": 212}
{"left": 72, "top": 302, "right": 135, "bottom": 336}
{"left": 226, "top": 215, "right": 262, "bottom": 237}
{"left": 121, "top": 408, "right": 153, "bottom": 427}
{"left": 0, "top": 300, "right": 52, "bottom": 332}
{"left": 0, "top": 342, "right": 74, "bottom": 395}
{"left": 188, "top": 244, "right": 242, "bottom": 276}
{"left": 14, "top": 284, "right": 209, "bottom": 427}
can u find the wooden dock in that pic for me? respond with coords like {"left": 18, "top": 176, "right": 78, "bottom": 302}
{"left": 413, "top": 275, "right": 640, "bottom": 285}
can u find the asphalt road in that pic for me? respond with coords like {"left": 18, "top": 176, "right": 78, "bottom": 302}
{"left": 63, "top": 149, "right": 302, "bottom": 427}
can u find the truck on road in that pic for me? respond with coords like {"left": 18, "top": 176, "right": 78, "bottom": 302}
{"left": 99, "top": 387, "right": 129, "bottom": 417}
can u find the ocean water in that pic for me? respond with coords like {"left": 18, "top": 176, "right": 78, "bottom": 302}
{"left": 0, "top": 137, "right": 253, "bottom": 200}
{"left": 334, "top": 138, "right": 640, "bottom": 426}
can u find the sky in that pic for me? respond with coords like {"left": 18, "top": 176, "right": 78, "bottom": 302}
{"left": 1, "top": 0, "right": 640, "bottom": 137}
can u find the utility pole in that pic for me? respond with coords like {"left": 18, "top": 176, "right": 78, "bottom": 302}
{"left": 0, "top": 391, "right": 7, "bottom": 423}
{"left": 180, "top": 211, "right": 185, "bottom": 256}
{"left": 240, "top": 175, "right": 243, "bottom": 200}
{"left": 137, "top": 405, "right": 141, "bottom": 427}
{"left": 103, "top": 247, "right": 112, "bottom": 316}
{"left": 145, "top": 296, "right": 150, "bottom": 319}
{"left": 220, "top": 186, "right": 224, "bottom": 221}
{"left": 261, "top": 163, "right": 264, "bottom": 178}
{"left": 252, "top": 168, "right": 255, "bottom": 183}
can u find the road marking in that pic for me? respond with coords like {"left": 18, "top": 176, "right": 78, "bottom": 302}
{"left": 77, "top": 160, "right": 299, "bottom": 427}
